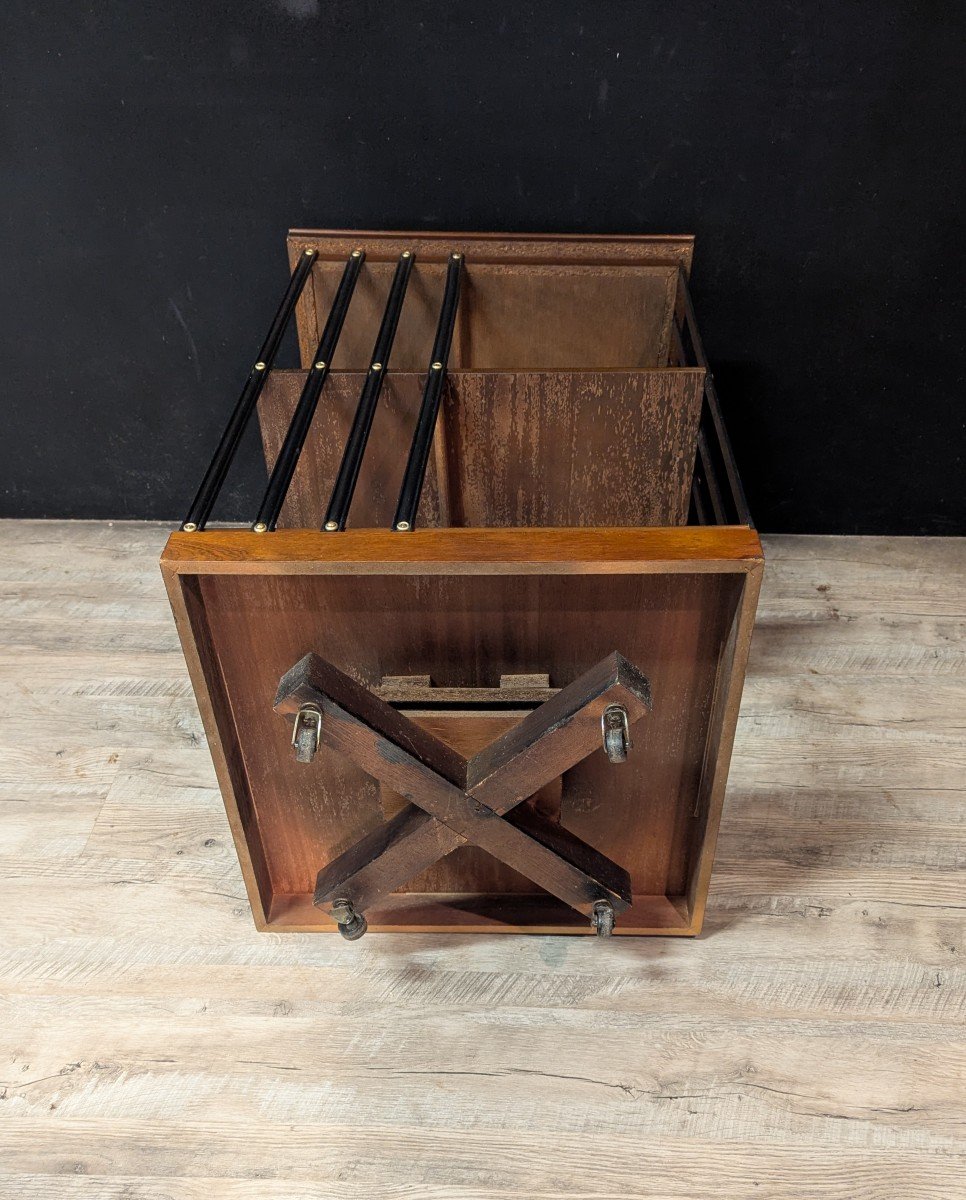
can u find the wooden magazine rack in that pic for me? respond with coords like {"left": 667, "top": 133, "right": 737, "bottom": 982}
{"left": 161, "top": 230, "right": 762, "bottom": 938}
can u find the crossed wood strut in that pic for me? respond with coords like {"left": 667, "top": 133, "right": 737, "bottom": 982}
{"left": 274, "top": 651, "right": 652, "bottom": 938}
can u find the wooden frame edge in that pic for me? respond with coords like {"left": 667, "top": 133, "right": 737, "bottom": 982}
{"left": 159, "top": 559, "right": 273, "bottom": 931}
{"left": 685, "top": 556, "right": 764, "bottom": 933}
{"left": 266, "top": 891, "right": 697, "bottom": 936}
{"left": 161, "top": 525, "right": 764, "bottom": 575}
{"left": 287, "top": 228, "right": 696, "bottom": 273}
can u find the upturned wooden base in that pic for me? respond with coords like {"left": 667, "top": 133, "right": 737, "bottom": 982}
{"left": 161, "top": 526, "right": 762, "bottom": 935}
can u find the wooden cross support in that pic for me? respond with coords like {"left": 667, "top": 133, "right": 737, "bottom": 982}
{"left": 274, "top": 651, "right": 652, "bottom": 938}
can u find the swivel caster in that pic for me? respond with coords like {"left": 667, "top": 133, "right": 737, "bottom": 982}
{"left": 292, "top": 705, "right": 322, "bottom": 764}
{"left": 330, "top": 897, "right": 367, "bottom": 940}
{"left": 602, "top": 704, "right": 631, "bottom": 763}
{"left": 591, "top": 900, "right": 615, "bottom": 937}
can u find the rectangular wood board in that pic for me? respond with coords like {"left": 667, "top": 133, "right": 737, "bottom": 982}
{"left": 161, "top": 527, "right": 762, "bottom": 935}
{"left": 257, "top": 368, "right": 705, "bottom": 530}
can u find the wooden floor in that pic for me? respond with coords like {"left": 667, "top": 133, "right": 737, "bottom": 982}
{"left": 0, "top": 522, "right": 963, "bottom": 1199}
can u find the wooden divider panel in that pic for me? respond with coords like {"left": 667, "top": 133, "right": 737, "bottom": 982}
{"left": 257, "top": 368, "right": 704, "bottom": 530}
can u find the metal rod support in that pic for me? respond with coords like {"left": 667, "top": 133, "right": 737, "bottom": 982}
{"left": 673, "top": 313, "right": 742, "bottom": 527}
{"left": 391, "top": 252, "right": 463, "bottom": 531}
{"left": 697, "top": 425, "right": 728, "bottom": 524}
{"left": 677, "top": 269, "right": 753, "bottom": 527}
{"left": 689, "top": 470, "right": 710, "bottom": 526}
{"left": 180, "top": 249, "right": 318, "bottom": 531}
{"left": 252, "top": 250, "right": 365, "bottom": 532}
{"left": 323, "top": 252, "right": 415, "bottom": 531}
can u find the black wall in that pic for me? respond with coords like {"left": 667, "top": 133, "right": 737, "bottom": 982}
{"left": 2, "top": 1, "right": 963, "bottom": 533}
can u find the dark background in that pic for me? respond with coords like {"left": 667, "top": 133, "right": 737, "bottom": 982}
{"left": 2, "top": 1, "right": 963, "bottom": 533}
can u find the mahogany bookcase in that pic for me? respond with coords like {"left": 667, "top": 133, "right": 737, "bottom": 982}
{"left": 161, "top": 230, "right": 762, "bottom": 938}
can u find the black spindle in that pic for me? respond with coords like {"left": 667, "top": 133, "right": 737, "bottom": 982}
{"left": 251, "top": 249, "right": 365, "bottom": 532}
{"left": 323, "top": 251, "right": 415, "bottom": 531}
{"left": 180, "top": 248, "right": 318, "bottom": 531}
{"left": 391, "top": 251, "right": 463, "bottom": 531}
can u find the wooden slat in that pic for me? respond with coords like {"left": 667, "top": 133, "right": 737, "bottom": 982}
{"left": 161, "top": 524, "right": 763, "bottom": 572}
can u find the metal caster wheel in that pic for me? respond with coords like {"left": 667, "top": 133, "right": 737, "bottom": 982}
{"left": 602, "top": 704, "right": 631, "bottom": 763}
{"left": 331, "top": 898, "right": 367, "bottom": 940}
{"left": 292, "top": 705, "right": 322, "bottom": 763}
{"left": 591, "top": 900, "right": 615, "bottom": 937}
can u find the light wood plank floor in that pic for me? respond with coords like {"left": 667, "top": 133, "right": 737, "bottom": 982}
{"left": 0, "top": 522, "right": 963, "bottom": 1199}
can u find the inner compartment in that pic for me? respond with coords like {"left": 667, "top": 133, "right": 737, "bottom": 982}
{"left": 188, "top": 566, "right": 744, "bottom": 934}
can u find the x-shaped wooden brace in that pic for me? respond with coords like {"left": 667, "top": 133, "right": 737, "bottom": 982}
{"left": 274, "top": 651, "right": 651, "bottom": 937}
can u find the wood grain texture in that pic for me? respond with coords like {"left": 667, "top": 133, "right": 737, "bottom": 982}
{"left": 373, "top": 709, "right": 565, "bottom": 899}
{"left": 1, "top": 522, "right": 964, "bottom": 1198}
{"left": 163, "top": 545, "right": 752, "bottom": 931}
{"left": 275, "top": 651, "right": 648, "bottom": 918}
{"left": 161, "top": 524, "right": 763, "bottom": 572}
{"left": 160, "top": 517, "right": 761, "bottom": 934}
{"left": 256, "top": 368, "right": 704, "bottom": 530}
{"left": 256, "top": 370, "right": 444, "bottom": 531}
{"left": 304, "top": 261, "right": 680, "bottom": 372}
{"left": 439, "top": 369, "right": 704, "bottom": 528}
{"left": 286, "top": 229, "right": 695, "bottom": 374}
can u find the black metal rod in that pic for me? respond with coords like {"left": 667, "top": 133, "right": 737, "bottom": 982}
{"left": 180, "top": 248, "right": 318, "bottom": 530}
{"left": 669, "top": 316, "right": 688, "bottom": 369}
{"left": 252, "top": 250, "right": 365, "bottom": 531}
{"left": 677, "top": 269, "right": 753, "bottom": 527}
{"left": 697, "top": 425, "right": 727, "bottom": 524}
{"left": 689, "top": 477, "right": 709, "bottom": 526}
{"left": 672, "top": 319, "right": 724, "bottom": 525}
{"left": 323, "top": 252, "right": 416, "bottom": 531}
{"left": 391, "top": 252, "right": 463, "bottom": 531}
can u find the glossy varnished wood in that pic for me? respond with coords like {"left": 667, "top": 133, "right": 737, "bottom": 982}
{"left": 161, "top": 524, "right": 762, "bottom": 572}
{"left": 2, "top": 523, "right": 964, "bottom": 1197}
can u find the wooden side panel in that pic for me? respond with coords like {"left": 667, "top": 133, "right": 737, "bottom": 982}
{"left": 257, "top": 368, "right": 704, "bottom": 530}
{"left": 441, "top": 369, "right": 704, "bottom": 528}
{"left": 256, "top": 372, "right": 444, "bottom": 531}
{"left": 160, "top": 571, "right": 274, "bottom": 926}
{"left": 684, "top": 561, "right": 764, "bottom": 928}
